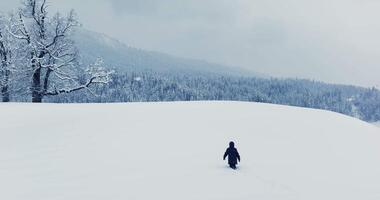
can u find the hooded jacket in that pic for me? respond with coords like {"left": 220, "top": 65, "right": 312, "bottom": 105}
{"left": 223, "top": 142, "right": 240, "bottom": 165}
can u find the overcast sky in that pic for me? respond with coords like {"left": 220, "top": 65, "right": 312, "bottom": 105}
{"left": 2, "top": 0, "right": 380, "bottom": 87}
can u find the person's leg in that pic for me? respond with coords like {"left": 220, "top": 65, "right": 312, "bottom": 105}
{"left": 229, "top": 164, "right": 236, "bottom": 169}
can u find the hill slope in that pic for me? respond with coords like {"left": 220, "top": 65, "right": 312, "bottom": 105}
{"left": 0, "top": 102, "right": 379, "bottom": 200}
{"left": 74, "top": 29, "right": 260, "bottom": 77}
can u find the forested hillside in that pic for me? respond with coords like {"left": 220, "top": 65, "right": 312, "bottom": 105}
{"left": 46, "top": 72, "right": 380, "bottom": 122}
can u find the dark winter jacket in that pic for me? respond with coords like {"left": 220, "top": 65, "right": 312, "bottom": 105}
{"left": 223, "top": 142, "right": 240, "bottom": 165}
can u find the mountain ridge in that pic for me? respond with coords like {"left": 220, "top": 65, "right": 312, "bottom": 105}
{"left": 74, "top": 29, "right": 263, "bottom": 77}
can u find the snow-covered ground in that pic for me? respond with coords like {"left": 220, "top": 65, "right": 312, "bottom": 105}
{"left": 0, "top": 101, "right": 380, "bottom": 200}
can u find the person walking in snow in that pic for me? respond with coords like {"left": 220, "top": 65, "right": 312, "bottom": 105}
{"left": 223, "top": 141, "right": 240, "bottom": 169}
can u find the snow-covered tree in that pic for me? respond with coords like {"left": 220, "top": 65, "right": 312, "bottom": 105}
{"left": 8, "top": 0, "right": 111, "bottom": 102}
{"left": 0, "top": 14, "right": 14, "bottom": 102}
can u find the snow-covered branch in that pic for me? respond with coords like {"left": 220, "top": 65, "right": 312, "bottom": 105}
{"left": 45, "top": 59, "right": 113, "bottom": 96}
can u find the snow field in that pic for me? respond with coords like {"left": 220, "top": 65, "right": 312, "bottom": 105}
{"left": 0, "top": 101, "right": 379, "bottom": 200}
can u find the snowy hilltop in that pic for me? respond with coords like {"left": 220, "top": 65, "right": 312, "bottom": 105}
{"left": 0, "top": 101, "right": 379, "bottom": 200}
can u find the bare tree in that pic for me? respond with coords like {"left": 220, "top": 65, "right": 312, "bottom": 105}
{"left": 0, "top": 15, "right": 12, "bottom": 102}
{"left": 9, "top": 0, "right": 111, "bottom": 102}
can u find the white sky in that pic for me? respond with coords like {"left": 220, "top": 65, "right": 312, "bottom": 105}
{"left": 2, "top": 0, "right": 380, "bottom": 87}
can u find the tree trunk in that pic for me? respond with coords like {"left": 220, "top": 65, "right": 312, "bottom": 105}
{"left": 32, "top": 92, "right": 42, "bottom": 102}
{"left": 1, "top": 88, "right": 9, "bottom": 102}
{"left": 43, "top": 68, "right": 52, "bottom": 93}
{"left": 1, "top": 53, "right": 10, "bottom": 102}
{"left": 1, "top": 68, "right": 10, "bottom": 102}
{"left": 31, "top": 65, "right": 42, "bottom": 103}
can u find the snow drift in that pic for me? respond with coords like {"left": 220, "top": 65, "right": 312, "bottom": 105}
{"left": 0, "top": 101, "right": 379, "bottom": 200}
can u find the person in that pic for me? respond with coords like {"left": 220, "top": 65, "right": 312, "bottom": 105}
{"left": 223, "top": 141, "right": 240, "bottom": 169}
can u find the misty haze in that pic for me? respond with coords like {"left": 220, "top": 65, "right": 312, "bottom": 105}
{"left": 2, "top": 0, "right": 380, "bottom": 87}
